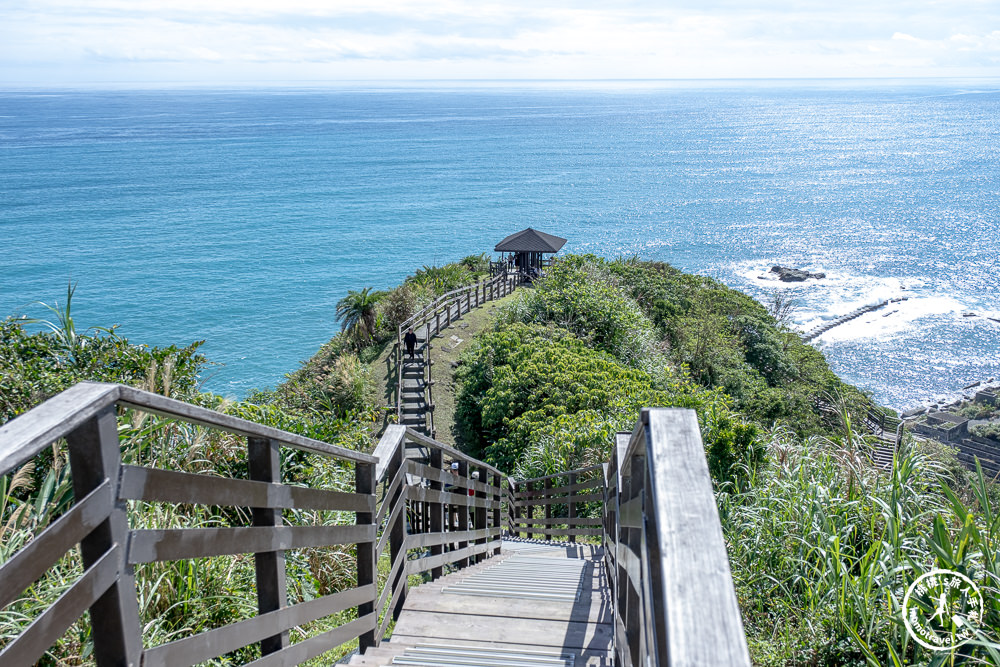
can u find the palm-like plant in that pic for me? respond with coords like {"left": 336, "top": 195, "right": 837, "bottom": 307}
{"left": 25, "top": 282, "right": 116, "bottom": 366}
{"left": 335, "top": 287, "right": 384, "bottom": 344}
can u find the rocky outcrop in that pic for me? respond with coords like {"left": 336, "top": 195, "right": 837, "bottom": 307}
{"left": 770, "top": 266, "right": 826, "bottom": 282}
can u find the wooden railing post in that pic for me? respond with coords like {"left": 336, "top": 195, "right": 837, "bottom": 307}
{"left": 544, "top": 477, "right": 553, "bottom": 542}
{"left": 380, "top": 438, "right": 409, "bottom": 624}
{"left": 511, "top": 480, "right": 520, "bottom": 537}
{"left": 65, "top": 407, "right": 142, "bottom": 667}
{"left": 491, "top": 473, "right": 502, "bottom": 555}
{"left": 525, "top": 480, "right": 535, "bottom": 540}
{"left": 568, "top": 472, "right": 577, "bottom": 544}
{"left": 429, "top": 448, "right": 444, "bottom": 580}
{"left": 425, "top": 324, "right": 435, "bottom": 438}
{"left": 356, "top": 460, "right": 377, "bottom": 652}
{"left": 248, "top": 436, "right": 290, "bottom": 655}
{"left": 474, "top": 465, "right": 487, "bottom": 563}
{"left": 456, "top": 460, "right": 470, "bottom": 569}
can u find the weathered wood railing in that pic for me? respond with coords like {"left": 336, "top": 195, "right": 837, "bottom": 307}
{"left": 1, "top": 384, "right": 749, "bottom": 666}
{"left": 0, "top": 382, "right": 380, "bottom": 667}
{"left": 394, "top": 271, "right": 519, "bottom": 431}
{"left": 508, "top": 464, "right": 605, "bottom": 542}
{"left": 605, "top": 409, "right": 751, "bottom": 667}
{"left": 369, "top": 426, "right": 503, "bottom": 638}
{"left": 509, "top": 409, "right": 750, "bottom": 666}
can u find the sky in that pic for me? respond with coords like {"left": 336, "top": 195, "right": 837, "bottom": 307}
{"left": 1, "top": 0, "right": 999, "bottom": 85}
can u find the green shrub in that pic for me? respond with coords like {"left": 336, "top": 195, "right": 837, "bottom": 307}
{"left": 971, "top": 422, "right": 1000, "bottom": 441}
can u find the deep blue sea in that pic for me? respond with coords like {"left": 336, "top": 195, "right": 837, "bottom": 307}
{"left": 2, "top": 81, "right": 998, "bottom": 409}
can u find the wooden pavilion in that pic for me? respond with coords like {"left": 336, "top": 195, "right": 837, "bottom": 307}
{"left": 494, "top": 227, "right": 567, "bottom": 276}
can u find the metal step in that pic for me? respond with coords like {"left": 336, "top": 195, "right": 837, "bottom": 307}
{"left": 441, "top": 555, "right": 587, "bottom": 602}
{"left": 391, "top": 644, "right": 573, "bottom": 667}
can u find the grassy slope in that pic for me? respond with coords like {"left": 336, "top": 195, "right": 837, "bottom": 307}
{"left": 426, "top": 296, "right": 514, "bottom": 446}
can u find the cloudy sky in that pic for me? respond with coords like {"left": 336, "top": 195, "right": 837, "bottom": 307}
{"left": 1, "top": 0, "right": 999, "bottom": 85}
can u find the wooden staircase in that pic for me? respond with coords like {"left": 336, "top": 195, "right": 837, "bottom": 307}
{"left": 398, "top": 328, "right": 431, "bottom": 434}
{"left": 0, "top": 386, "right": 750, "bottom": 667}
{"left": 337, "top": 542, "right": 611, "bottom": 667}
{"left": 395, "top": 273, "right": 520, "bottom": 437}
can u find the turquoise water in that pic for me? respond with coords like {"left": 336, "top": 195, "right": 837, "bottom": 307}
{"left": 2, "top": 81, "right": 998, "bottom": 408}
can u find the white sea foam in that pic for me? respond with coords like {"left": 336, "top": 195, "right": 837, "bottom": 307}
{"left": 730, "top": 261, "right": 972, "bottom": 344}
{"left": 810, "top": 295, "right": 968, "bottom": 343}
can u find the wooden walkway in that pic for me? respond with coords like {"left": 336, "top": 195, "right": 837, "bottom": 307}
{"left": 339, "top": 540, "right": 612, "bottom": 667}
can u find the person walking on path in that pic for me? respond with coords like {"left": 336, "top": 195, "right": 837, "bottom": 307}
{"left": 404, "top": 328, "right": 418, "bottom": 358}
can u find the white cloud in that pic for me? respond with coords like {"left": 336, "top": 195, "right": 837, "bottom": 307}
{"left": 1, "top": 1, "right": 999, "bottom": 83}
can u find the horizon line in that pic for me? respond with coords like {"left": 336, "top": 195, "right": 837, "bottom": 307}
{"left": 3, "top": 75, "right": 1000, "bottom": 91}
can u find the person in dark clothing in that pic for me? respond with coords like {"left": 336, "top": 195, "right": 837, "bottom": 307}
{"left": 404, "top": 328, "right": 418, "bottom": 358}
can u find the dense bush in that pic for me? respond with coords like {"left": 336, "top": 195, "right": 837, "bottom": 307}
{"left": 266, "top": 335, "right": 376, "bottom": 419}
{"left": 972, "top": 422, "right": 1000, "bottom": 441}
{"left": 494, "top": 254, "right": 662, "bottom": 372}
{"left": 0, "top": 316, "right": 206, "bottom": 422}
{"left": 723, "top": 426, "right": 1000, "bottom": 665}
{"left": 455, "top": 321, "right": 758, "bottom": 482}
{"left": 405, "top": 254, "right": 489, "bottom": 294}
{"left": 604, "top": 257, "right": 873, "bottom": 434}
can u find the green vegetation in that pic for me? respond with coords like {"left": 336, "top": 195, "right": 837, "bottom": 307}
{"left": 335, "top": 286, "right": 385, "bottom": 346}
{"left": 972, "top": 422, "right": 1000, "bottom": 441}
{"left": 962, "top": 401, "right": 1000, "bottom": 421}
{"left": 726, "top": 431, "right": 1000, "bottom": 666}
{"left": 0, "top": 296, "right": 374, "bottom": 664}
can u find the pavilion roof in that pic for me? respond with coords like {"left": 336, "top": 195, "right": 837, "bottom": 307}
{"left": 494, "top": 228, "right": 567, "bottom": 253}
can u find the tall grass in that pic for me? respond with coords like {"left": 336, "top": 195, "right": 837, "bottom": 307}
{"left": 723, "top": 420, "right": 1000, "bottom": 665}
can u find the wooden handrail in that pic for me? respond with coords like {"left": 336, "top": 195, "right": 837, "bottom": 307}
{"left": 368, "top": 425, "right": 503, "bottom": 643}
{"left": 0, "top": 383, "right": 377, "bottom": 667}
{"left": 607, "top": 409, "right": 751, "bottom": 667}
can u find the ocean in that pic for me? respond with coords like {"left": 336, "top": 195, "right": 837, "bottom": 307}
{"left": 1, "top": 81, "right": 998, "bottom": 409}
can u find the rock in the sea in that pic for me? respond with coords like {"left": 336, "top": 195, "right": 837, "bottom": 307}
{"left": 770, "top": 265, "right": 827, "bottom": 282}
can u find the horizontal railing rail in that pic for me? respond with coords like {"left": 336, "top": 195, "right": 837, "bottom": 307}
{"left": 508, "top": 464, "right": 606, "bottom": 542}
{"left": 369, "top": 426, "right": 503, "bottom": 642}
{"left": 0, "top": 382, "right": 378, "bottom": 667}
